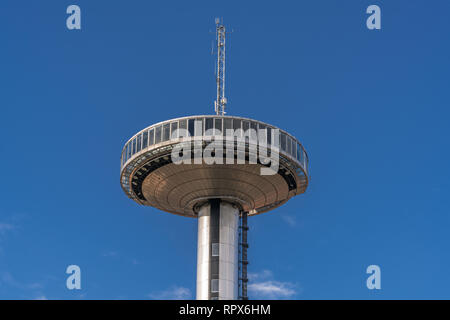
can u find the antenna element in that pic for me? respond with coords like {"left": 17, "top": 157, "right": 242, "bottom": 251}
{"left": 214, "top": 18, "right": 227, "bottom": 115}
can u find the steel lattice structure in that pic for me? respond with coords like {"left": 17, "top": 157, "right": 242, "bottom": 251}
{"left": 214, "top": 18, "right": 227, "bottom": 115}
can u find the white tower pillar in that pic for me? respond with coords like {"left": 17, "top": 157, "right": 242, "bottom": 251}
{"left": 196, "top": 200, "right": 239, "bottom": 300}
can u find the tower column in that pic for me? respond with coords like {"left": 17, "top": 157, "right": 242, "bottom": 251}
{"left": 196, "top": 199, "right": 239, "bottom": 300}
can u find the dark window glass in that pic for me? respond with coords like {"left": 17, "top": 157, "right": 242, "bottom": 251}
{"left": 233, "top": 119, "right": 242, "bottom": 137}
{"left": 249, "top": 121, "right": 257, "bottom": 142}
{"left": 155, "top": 126, "right": 162, "bottom": 144}
{"left": 287, "top": 136, "right": 291, "bottom": 155}
{"left": 132, "top": 138, "right": 137, "bottom": 155}
{"left": 304, "top": 150, "right": 307, "bottom": 168}
{"left": 195, "top": 118, "right": 203, "bottom": 136}
{"left": 171, "top": 121, "right": 178, "bottom": 138}
{"left": 212, "top": 243, "right": 219, "bottom": 256}
{"left": 259, "top": 124, "right": 266, "bottom": 144}
{"left": 297, "top": 143, "right": 301, "bottom": 161}
{"left": 211, "top": 279, "right": 219, "bottom": 293}
{"left": 223, "top": 118, "right": 232, "bottom": 136}
{"left": 242, "top": 121, "right": 250, "bottom": 142}
{"left": 205, "top": 118, "right": 213, "bottom": 135}
{"left": 291, "top": 139, "right": 296, "bottom": 156}
{"left": 233, "top": 119, "right": 241, "bottom": 131}
{"left": 214, "top": 118, "right": 222, "bottom": 135}
{"left": 149, "top": 129, "right": 154, "bottom": 145}
{"left": 233, "top": 119, "right": 241, "bottom": 138}
{"left": 127, "top": 143, "right": 131, "bottom": 159}
{"left": 143, "top": 131, "right": 148, "bottom": 149}
{"left": 188, "top": 119, "right": 195, "bottom": 137}
{"left": 137, "top": 134, "right": 142, "bottom": 152}
{"left": 267, "top": 127, "right": 272, "bottom": 145}
{"left": 281, "top": 133, "right": 286, "bottom": 151}
{"left": 163, "top": 123, "right": 170, "bottom": 141}
{"left": 243, "top": 121, "right": 249, "bottom": 131}
{"left": 301, "top": 150, "right": 306, "bottom": 168}
{"left": 179, "top": 119, "right": 187, "bottom": 137}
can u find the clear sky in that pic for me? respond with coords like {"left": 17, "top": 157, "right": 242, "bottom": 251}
{"left": 0, "top": 0, "right": 449, "bottom": 300}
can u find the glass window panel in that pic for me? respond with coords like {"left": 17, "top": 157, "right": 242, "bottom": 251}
{"left": 259, "top": 124, "right": 266, "bottom": 144}
{"left": 297, "top": 143, "right": 301, "bottom": 161}
{"left": 155, "top": 125, "right": 162, "bottom": 144}
{"left": 205, "top": 118, "right": 213, "bottom": 135}
{"left": 303, "top": 150, "right": 307, "bottom": 169}
{"left": 194, "top": 118, "right": 203, "bottom": 136}
{"left": 267, "top": 127, "right": 272, "bottom": 145}
{"left": 214, "top": 118, "right": 222, "bottom": 135}
{"left": 132, "top": 138, "right": 137, "bottom": 155}
{"left": 211, "top": 279, "right": 219, "bottom": 293}
{"left": 233, "top": 119, "right": 241, "bottom": 138}
{"left": 280, "top": 133, "right": 286, "bottom": 151}
{"left": 171, "top": 121, "right": 178, "bottom": 138}
{"left": 243, "top": 121, "right": 250, "bottom": 142}
{"left": 287, "top": 136, "right": 292, "bottom": 155}
{"left": 163, "top": 123, "right": 170, "bottom": 141}
{"left": 247, "top": 121, "right": 257, "bottom": 142}
{"left": 127, "top": 143, "right": 131, "bottom": 159}
{"left": 223, "top": 118, "right": 232, "bottom": 136}
{"left": 291, "top": 139, "right": 296, "bottom": 156}
{"left": 149, "top": 128, "right": 154, "bottom": 146}
{"left": 143, "top": 131, "right": 148, "bottom": 149}
{"left": 188, "top": 119, "right": 195, "bottom": 137}
{"left": 243, "top": 121, "right": 249, "bottom": 131}
{"left": 233, "top": 119, "right": 241, "bottom": 131}
{"left": 179, "top": 119, "right": 187, "bottom": 138}
{"left": 137, "top": 134, "right": 142, "bottom": 152}
{"left": 233, "top": 119, "right": 242, "bottom": 137}
{"left": 212, "top": 243, "right": 219, "bottom": 256}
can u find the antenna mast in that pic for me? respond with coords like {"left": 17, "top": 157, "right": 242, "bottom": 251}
{"left": 214, "top": 18, "right": 227, "bottom": 115}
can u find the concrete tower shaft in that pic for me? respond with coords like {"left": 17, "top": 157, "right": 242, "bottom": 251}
{"left": 197, "top": 200, "right": 239, "bottom": 300}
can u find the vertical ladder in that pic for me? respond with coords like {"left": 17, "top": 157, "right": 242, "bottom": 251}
{"left": 238, "top": 211, "right": 249, "bottom": 300}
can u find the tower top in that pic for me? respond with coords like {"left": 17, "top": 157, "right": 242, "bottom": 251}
{"left": 214, "top": 18, "right": 227, "bottom": 115}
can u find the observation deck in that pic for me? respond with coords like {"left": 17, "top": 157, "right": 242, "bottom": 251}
{"left": 120, "top": 115, "right": 309, "bottom": 217}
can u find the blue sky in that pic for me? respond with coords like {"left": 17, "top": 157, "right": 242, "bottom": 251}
{"left": 1, "top": 0, "right": 449, "bottom": 299}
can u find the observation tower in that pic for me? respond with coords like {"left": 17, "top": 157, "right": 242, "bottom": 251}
{"left": 120, "top": 19, "right": 309, "bottom": 300}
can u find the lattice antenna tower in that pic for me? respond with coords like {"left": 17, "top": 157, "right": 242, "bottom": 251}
{"left": 214, "top": 18, "right": 227, "bottom": 115}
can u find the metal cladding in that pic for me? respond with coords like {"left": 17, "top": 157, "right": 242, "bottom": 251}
{"left": 197, "top": 200, "right": 239, "bottom": 300}
{"left": 120, "top": 115, "right": 309, "bottom": 218}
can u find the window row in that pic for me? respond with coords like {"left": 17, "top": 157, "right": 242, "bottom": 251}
{"left": 121, "top": 117, "right": 307, "bottom": 168}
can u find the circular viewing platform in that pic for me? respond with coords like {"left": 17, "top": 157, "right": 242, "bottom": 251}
{"left": 120, "top": 115, "right": 309, "bottom": 217}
